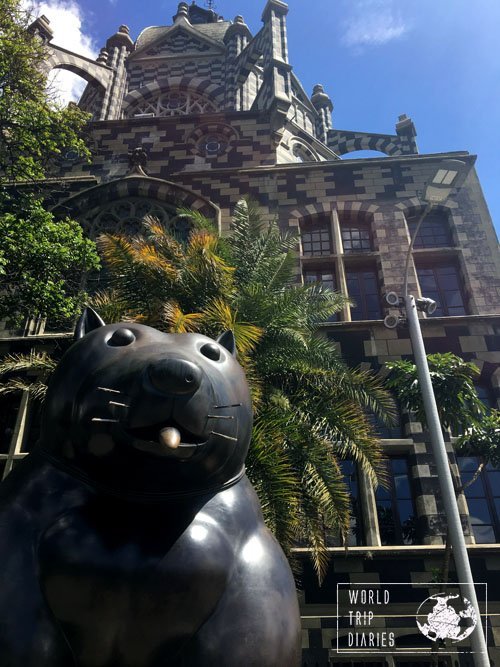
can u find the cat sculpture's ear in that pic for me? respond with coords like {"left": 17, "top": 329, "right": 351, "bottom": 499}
{"left": 74, "top": 307, "right": 106, "bottom": 341}
{"left": 216, "top": 330, "right": 236, "bottom": 357}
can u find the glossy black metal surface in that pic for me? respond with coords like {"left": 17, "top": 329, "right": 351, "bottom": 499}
{"left": 0, "top": 311, "right": 301, "bottom": 666}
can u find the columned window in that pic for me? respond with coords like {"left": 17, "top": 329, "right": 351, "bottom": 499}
{"left": 299, "top": 210, "right": 381, "bottom": 322}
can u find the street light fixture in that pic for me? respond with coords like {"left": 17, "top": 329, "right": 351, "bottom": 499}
{"left": 385, "top": 159, "right": 490, "bottom": 665}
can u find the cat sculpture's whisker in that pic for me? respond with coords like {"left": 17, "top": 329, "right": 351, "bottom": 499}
{"left": 109, "top": 401, "right": 130, "bottom": 408}
{"left": 92, "top": 418, "right": 120, "bottom": 423}
{"left": 210, "top": 431, "right": 238, "bottom": 442}
{"left": 212, "top": 404, "right": 242, "bottom": 409}
{"left": 97, "top": 387, "right": 123, "bottom": 395}
{"left": 207, "top": 415, "right": 234, "bottom": 420}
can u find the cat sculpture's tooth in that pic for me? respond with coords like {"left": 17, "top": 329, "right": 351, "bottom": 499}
{"left": 159, "top": 427, "right": 181, "bottom": 449}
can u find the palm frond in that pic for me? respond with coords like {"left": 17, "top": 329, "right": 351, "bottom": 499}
{"left": 0, "top": 352, "right": 56, "bottom": 377}
{"left": 202, "top": 298, "right": 263, "bottom": 357}
{"left": 88, "top": 289, "right": 131, "bottom": 324}
{"left": 246, "top": 409, "right": 300, "bottom": 552}
{"left": 162, "top": 301, "right": 204, "bottom": 333}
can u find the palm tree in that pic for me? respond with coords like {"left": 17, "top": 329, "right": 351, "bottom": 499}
{"left": 0, "top": 200, "right": 395, "bottom": 582}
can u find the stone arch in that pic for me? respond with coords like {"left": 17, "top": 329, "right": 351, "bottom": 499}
{"left": 329, "top": 133, "right": 404, "bottom": 158}
{"left": 52, "top": 175, "right": 221, "bottom": 235}
{"left": 122, "top": 77, "right": 225, "bottom": 117}
{"left": 395, "top": 197, "right": 459, "bottom": 215}
{"left": 44, "top": 45, "right": 113, "bottom": 90}
{"left": 288, "top": 201, "right": 380, "bottom": 223}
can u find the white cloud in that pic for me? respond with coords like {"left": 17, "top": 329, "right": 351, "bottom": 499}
{"left": 342, "top": 0, "right": 408, "bottom": 49}
{"left": 26, "top": 0, "right": 99, "bottom": 104}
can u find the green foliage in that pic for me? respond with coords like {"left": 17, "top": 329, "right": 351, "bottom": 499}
{"left": 385, "top": 353, "right": 484, "bottom": 432}
{"left": 456, "top": 411, "right": 500, "bottom": 467}
{"left": 0, "top": 0, "right": 90, "bottom": 186}
{"left": 0, "top": 0, "right": 99, "bottom": 326}
{"left": 0, "top": 200, "right": 100, "bottom": 326}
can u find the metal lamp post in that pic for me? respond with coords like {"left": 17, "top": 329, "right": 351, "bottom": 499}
{"left": 384, "top": 160, "right": 490, "bottom": 665}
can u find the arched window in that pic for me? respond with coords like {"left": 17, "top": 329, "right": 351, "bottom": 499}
{"left": 407, "top": 209, "right": 453, "bottom": 248}
{"left": 292, "top": 143, "right": 317, "bottom": 163}
{"left": 78, "top": 197, "right": 183, "bottom": 238}
{"left": 125, "top": 88, "right": 218, "bottom": 118}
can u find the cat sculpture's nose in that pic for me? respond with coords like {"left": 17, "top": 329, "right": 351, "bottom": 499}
{"left": 148, "top": 358, "right": 202, "bottom": 395}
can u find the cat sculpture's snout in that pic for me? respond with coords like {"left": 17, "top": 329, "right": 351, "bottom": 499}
{"left": 148, "top": 358, "right": 202, "bottom": 395}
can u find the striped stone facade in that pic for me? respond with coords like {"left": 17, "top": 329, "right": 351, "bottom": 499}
{"left": 5, "top": 2, "right": 500, "bottom": 665}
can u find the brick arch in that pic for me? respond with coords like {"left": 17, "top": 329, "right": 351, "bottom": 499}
{"left": 288, "top": 201, "right": 380, "bottom": 222}
{"left": 51, "top": 175, "right": 221, "bottom": 229}
{"left": 330, "top": 135, "right": 403, "bottom": 158}
{"left": 122, "top": 76, "right": 225, "bottom": 114}
{"left": 395, "top": 197, "right": 459, "bottom": 214}
{"left": 44, "top": 45, "right": 113, "bottom": 90}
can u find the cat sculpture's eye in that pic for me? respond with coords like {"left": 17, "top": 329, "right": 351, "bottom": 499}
{"left": 107, "top": 329, "right": 136, "bottom": 347}
{"left": 200, "top": 342, "right": 221, "bottom": 361}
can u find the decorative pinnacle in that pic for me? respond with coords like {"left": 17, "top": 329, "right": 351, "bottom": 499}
{"left": 205, "top": 0, "right": 216, "bottom": 10}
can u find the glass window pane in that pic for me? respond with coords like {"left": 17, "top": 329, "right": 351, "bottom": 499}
{"left": 472, "top": 524, "right": 496, "bottom": 543}
{"left": 462, "top": 474, "right": 486, "bottom": 498}
{"left": 394, "top": 475, "right": 411, "bottom": 498}
{"left": 375, "top": 486, "right": 391, "bottom": 501}
{"left": 391, "top": 459, "right": 408, "bottom": 474}
{"left": 467, "top": 498, "right": 493, "bottom": 525}
{"left": 493, "top": 498, "right": 500, "bottom": 519}
{"left": 439, "top": 274, "right": 460, "bottom": 290}
{"left": 397, "top": 499, "right": 414, "bottom": 524}
{"left": 458, "top": 457, "right": 478, "bottom": 472}
{"left": 487, "top": 471, "right": 500, "bottom": 494}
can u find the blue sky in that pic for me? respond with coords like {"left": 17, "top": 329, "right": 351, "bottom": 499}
{"left": 37, "top": 0, "right": 500, "bottom": 234}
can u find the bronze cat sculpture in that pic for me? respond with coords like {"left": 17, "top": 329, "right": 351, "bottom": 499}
{"left": 0, "top": 309, "right": 301, "bottom": 666}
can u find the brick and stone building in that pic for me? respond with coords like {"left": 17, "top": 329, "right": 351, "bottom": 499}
{"left": 2, "top": 2, "right": 500, "bottom": 665}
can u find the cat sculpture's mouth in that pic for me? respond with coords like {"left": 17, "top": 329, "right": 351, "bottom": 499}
{"left": 127, "top": 419, "right": 207, "bottom": 459}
